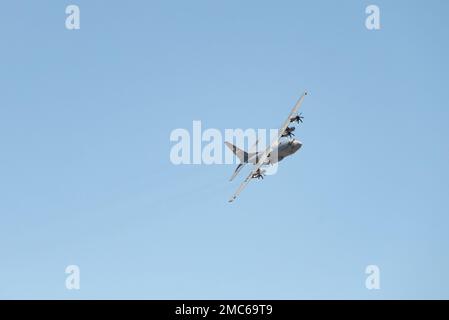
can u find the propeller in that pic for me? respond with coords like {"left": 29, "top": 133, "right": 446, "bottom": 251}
{"left": 290, "top": 113, "right": 304, "bottom": 124}
{"left": 252, "top": 168, "right": 265, "bottom": 180}
{"left": 282, "top": 126, "right": 295, "bottom": 138}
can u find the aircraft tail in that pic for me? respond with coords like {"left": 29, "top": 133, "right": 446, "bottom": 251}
{"left": 225, "top": 142, "right": 249, "bottom": 163}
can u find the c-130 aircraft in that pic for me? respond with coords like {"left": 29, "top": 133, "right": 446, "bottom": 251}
{"left": 225, "top": 92, "right": 307, "bottom": 203}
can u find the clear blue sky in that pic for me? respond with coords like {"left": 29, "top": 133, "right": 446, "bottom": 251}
{"left": 0, "top": 0, "right": 448, "bottom": 299}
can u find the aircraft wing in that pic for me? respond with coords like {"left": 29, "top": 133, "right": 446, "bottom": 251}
{"left": 276, "top": 91, "right": 308, "bottom": 142}
{"left": 228, "top": 91, "right": 307, "bottom": 203}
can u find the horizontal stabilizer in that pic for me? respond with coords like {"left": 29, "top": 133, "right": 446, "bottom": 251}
{"left": 230, "top": 163, "right": 245, "bottom": 181}
{"left": 225, "top": 142, "right": 249, "bottom": 163}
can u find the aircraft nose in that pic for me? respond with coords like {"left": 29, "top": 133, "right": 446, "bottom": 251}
{"left": 294, "top": 140, "right": 302, "bottom": 150}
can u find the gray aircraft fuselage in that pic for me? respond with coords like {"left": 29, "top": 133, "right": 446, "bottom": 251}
{"left": 249, "top": 139, "right": 302, "bottom": 165}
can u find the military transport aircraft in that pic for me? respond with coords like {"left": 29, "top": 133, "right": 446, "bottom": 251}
{"left": 225, "top": 91, "right": 308, "bottom": 203}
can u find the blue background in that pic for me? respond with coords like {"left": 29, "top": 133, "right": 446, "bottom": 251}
{"left": 0, "top": 0, "right": 448, "bottom": 299}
